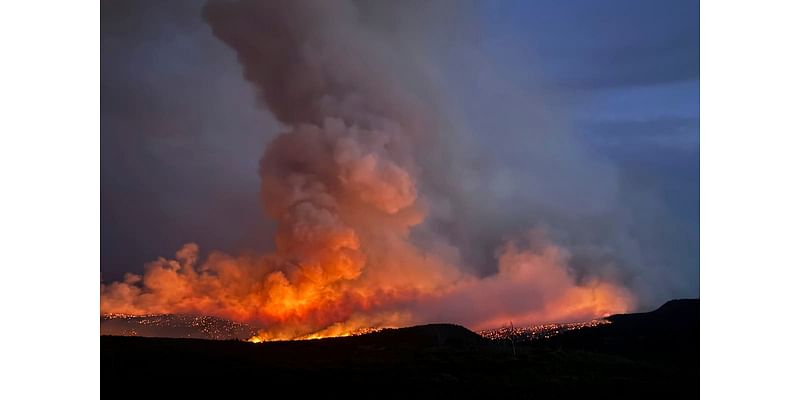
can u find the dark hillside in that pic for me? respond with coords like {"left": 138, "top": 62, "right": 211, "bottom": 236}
{"left": 102, "top": 300, "right": 698, "bottom": 399}
{"left": 538, "top": 299, "right": 699, "bottom": 365}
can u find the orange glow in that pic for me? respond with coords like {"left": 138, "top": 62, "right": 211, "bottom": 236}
{"left": 101, "top": 232, "right": 633, "bottom": 338}
{"left": 100, "top": 125, "right": 634, "bottom": 337}
{"left": 101, "top": 0, "right": 637, "bottom": 339}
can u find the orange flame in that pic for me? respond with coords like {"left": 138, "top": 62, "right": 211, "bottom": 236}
{"left": 101, "top": 231, "right": 633, "bottom": 339}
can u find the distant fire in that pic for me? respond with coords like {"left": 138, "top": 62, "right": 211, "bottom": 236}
{"left": 100, "top": 0, "right": 634, "bottom": 340}
{"left": 247, "top": 326, "right": 388, "bottom": 343}
{"left": 479, "top": 319, "right": 612, "bottom": 342}
{"left": 101, "top": 237, "right": 633, "bottom": 340}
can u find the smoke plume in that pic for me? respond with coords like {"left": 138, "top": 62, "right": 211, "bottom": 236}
{"left": 101, "top": 0, "right": 634, "bottom": 340}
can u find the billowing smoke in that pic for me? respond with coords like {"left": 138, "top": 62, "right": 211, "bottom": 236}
{"left": 101, "top": 0, "right": 634, "bottom": 340}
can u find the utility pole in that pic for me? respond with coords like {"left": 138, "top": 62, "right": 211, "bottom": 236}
{"left": 509, "top": 320, "right": 516, "bottom": 358}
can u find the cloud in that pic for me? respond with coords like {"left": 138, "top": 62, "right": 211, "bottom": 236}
{"left": 481, "top": 0, "right": 699, "bottom": 90}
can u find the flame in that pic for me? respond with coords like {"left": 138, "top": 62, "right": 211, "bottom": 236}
{"left": 247, "top": 323, "right": 389, "bottom": 343}
{"left": 101, "top": 234, "right": 634, "bottom": 338}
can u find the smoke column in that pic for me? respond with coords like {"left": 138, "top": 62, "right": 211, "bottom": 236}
{"left": 101, "top": 0, "right": 633, "bottom": 340}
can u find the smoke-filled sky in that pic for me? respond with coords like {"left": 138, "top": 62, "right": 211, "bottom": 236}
{"left": 101, "top": 0, "right": 698, "bottom": 337}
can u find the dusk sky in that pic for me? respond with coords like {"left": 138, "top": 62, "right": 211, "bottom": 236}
{"left": 101, "top": 0, "right": 699, "bottom": 324}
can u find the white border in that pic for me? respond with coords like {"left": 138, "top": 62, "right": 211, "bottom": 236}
{"left": 2, "top": 0, "right": 800, "bottom": 398}
{"left": 0, "top": 1, "right": 99, "bottom": 399}
{"left": 702, "top": 0, "right": 800, "bottom": 398}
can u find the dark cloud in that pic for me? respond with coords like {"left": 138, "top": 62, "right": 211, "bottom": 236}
{"left": 556, "top": 33, "right": 699, "bottom": 90}
{"left": 481, "top": 0, "right": 699, "bottom": 90}
{"left": 580, "top": 116, "right": 700, "bottom": 151}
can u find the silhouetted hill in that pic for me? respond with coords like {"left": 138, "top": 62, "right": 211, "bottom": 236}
{"left": 346, "top": 323, "right": 485, "bottom": 347}
{"left": 538, "top": 298, "right": 699, "bottom": 365}
{"left": 608, "top": 298, "right": 699, "bottom": 323}
{"left": 102, "top": 300, "right": 698, "bottom": 399}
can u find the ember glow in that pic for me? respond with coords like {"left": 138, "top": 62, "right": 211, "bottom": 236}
{"left": 478, "top": 319, "right": 612, "bottom": 342}
{"left": 100, "top": 0, "right": 635, "bottom": 341}
{"left": 247, "top": 326, "right": 387, "bottom": 343}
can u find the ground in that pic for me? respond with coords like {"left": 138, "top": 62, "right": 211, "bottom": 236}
{"left": 101, "top": 300, "right": 698, "bottom": 398}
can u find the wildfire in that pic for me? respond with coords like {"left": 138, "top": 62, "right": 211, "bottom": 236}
{"left": 100, "top": 0, "right": 636, "bottom": 340}
{"left": 101, "top": 237, "right": 633, "bottom": 339}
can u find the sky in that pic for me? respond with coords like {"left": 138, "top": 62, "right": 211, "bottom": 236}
{"left": 101, "top": 0, "right": 699, "bottom": 308}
